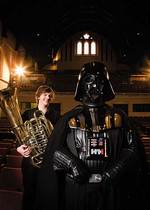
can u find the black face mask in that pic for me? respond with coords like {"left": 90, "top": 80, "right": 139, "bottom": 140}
{"left": 74, "top": 61, "right": 115, "bottom": 106}
{"left": 83, "top": 74, "right": 105, "bottom": 104}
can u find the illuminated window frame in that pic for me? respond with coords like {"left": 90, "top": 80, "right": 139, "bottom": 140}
{"left": 76, "top": 33, "right": 97, "bottom": 55}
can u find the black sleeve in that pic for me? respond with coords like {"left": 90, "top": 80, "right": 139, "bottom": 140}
{"left": 53, "top": 147, "right": 90, "bottom": 183}
{"left": 45, "top": 108, "right": 61, "bottom": 126}
{"left": 102, "top": 112, "right": 140, "bottom": 186}
{"left": 21, "top": 108, "right": 36, "bottom": 123}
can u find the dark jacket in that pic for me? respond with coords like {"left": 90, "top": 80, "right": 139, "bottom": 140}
{"left": 22, "top": 105, "right": 60, "bottom": 126}
{"left": 21, "top": 105, "right": 60, "bottom": 210}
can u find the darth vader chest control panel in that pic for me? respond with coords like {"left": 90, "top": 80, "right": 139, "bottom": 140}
{"left": 87, "top": 131, "right": 109, "bottom": 159}
{"left": 69, "top": 127, "right": 110, "bottom": 161}
{"left": 68, "top": 109, "right": 123, "bottom": 163}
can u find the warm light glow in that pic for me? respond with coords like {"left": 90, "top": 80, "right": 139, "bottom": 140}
{"left": 1, "top": 60, "right": 10, "bottom": 86}
{"left": 15, "top": 65, "right": 25, "bottom": 76}
{"left": 53, "top": 53, "right": 60, "bottom": 62}
{"left": 0, "top": 47, "right": 10, "bottom": 90}
{"left": 11, "top": 65, "right": 27, "bottom": 87}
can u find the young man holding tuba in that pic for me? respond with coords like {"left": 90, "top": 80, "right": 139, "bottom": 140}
{"left": 17, "top": 85, "right": 60, "bottom": 210}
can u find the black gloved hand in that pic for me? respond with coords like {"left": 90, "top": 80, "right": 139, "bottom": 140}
{"left": 101, "top": 163, "right": 123, "bottom": 189}
{"left": 69, "top": 158, "right": 90, "bottom": 184}
{"left": 53, "top": 148, "right": 90, "bottom": 184}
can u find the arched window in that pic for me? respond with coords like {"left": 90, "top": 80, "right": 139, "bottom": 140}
{"left": 91, "top": 41, "right": 96, "bottom": 55}
{"left": 77, "top": 41, "right": 82, "bottom": 54}
{"left": 76, "top": 33, "right": 97, "bottom": 56}
{"left": 84, "top": 41, "right": 89, "bottom": 54}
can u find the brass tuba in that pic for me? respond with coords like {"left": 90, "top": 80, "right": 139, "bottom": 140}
{"left": 0, "top": 86, "right": 53, "bottom": 167}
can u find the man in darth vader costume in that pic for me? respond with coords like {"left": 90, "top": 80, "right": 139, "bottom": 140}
{"left": 35, "top": 61, "right": 142, "bottom": 210}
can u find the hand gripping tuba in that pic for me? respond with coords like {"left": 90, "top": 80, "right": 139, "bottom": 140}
{"left": 0, "top": 86, "right": 53, "bottom": 167}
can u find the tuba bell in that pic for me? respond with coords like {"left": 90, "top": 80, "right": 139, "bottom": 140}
{"left": 0, "top": 86, "right": 53, "bottom": 167}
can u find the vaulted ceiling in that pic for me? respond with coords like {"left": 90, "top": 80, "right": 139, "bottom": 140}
{"left": 1, "top": 0, "right": 150, "bottom": 67}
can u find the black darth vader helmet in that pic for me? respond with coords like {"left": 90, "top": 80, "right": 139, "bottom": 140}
{"left": 74, "top": 61, "right": 115, "bottom": 107}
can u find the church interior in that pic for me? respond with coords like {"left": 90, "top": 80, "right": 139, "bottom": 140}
{"left": 0, "top": 1, "right": 150, "bottom": 209}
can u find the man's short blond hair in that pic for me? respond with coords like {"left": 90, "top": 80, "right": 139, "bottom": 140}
{"left": 35, "top": 85, "right": 55, "bottom": 104}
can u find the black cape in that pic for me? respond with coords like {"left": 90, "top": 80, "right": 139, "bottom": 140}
{"left": 35, "top": 105, "right": 143, "bottom": 210}
{"left": 35, "top": 105, "right": 84, "bottom": 210}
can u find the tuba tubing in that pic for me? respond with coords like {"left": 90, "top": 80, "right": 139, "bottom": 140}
{"left": 0, "top": 86, "right": 53, "bottom": 167}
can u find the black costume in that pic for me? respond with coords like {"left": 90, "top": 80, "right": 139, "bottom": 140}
{"left": 21, "top": 105, "right": 60, "bottom": 210}
{"left": 35, "top": 62, "right": 141, "bottom": 210}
